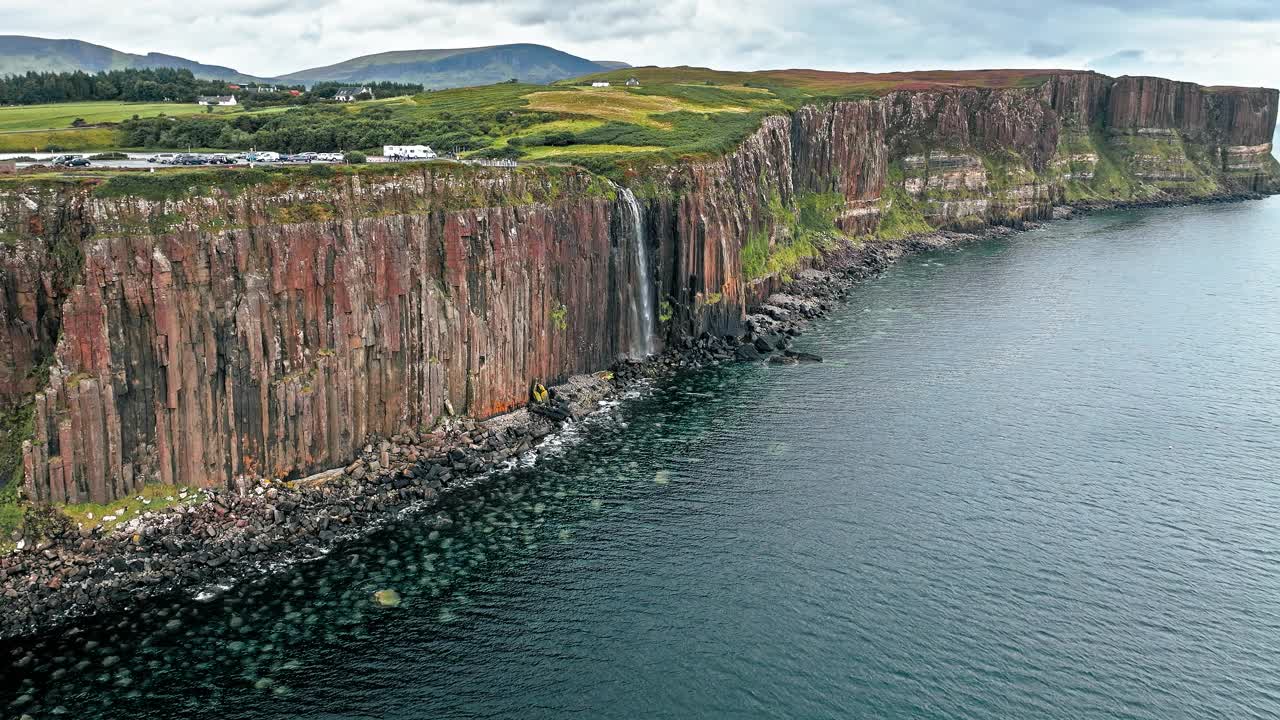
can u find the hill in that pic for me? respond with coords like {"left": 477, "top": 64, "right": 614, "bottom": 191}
{"left": 0, "top": 36, "right": 626, "bottom": 90}
{"left": 0, "top": 35, "right": 264, "bottom": 82}
{"left": 271, "top": 44, "right": 618, "bottom": 88}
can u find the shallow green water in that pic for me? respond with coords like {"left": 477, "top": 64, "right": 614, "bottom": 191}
{"left": 4, "top": 199, "right": 1280, "bottom": 719}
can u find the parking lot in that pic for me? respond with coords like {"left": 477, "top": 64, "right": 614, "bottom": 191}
{"left": 0, "top": 152, "right": 355, "bottom": 169}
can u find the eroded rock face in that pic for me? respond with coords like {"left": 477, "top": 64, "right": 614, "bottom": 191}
{"left": 6, "top": 169, "right": 654, "bottom": 503}
{"left": 1107, "top": 76, "right": 1279, "bottom": 146}
{"left": 2, "top": 70, "right": 1278, "bottom": 505}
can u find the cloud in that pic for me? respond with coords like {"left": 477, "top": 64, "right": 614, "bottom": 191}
{"left": 1027, "top": 42, "right": 1070, "bottom": 59}
{"left": 0, "top": 0, "right": 1276, "bottom": 88}
{"left": 1091, "top": 49, "right": 1147, "bottom": 66}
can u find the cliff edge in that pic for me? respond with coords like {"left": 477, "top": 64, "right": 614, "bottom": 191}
{"left": 1, "top": 70, "right": 1277, "bottom": 510}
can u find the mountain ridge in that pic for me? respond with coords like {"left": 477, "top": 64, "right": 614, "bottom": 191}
{"left": 0, "top": 35, "right": 628, "bottom": 89}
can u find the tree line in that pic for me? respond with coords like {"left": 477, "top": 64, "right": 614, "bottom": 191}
{"left": 0, "top": 68, "right": 233, "bottom": 105}
{"left": 118, "top": 104, "right": 555, "bottom": 154}
{"left": 0, "top": 68, "right": 426, "bottom": 106}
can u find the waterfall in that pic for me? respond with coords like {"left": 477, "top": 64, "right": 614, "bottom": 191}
{"left": 620, "top": 188, "right": 656, "bottom": 357}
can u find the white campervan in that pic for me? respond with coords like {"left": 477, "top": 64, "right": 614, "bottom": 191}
{"left": 383, "top": 145, "right": 437, "bottom": 160}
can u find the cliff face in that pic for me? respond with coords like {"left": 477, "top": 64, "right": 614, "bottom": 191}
{"left": 2, "top": 168, "right": 653, "bottom": 502}
{"left": 2, "top": 71, "right": 1278, "bottom": 505}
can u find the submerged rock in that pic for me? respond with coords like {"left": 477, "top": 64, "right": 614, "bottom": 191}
{"left": 373, "top": 589, "right": 402, "bottom": 607}
{"left": 784, "top": 350, "right": 823, "bottom": 363}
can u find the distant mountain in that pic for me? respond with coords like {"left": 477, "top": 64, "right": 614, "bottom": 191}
{"left": 276, "top": 44, "right": 621, "bottom": 89}
{"left": 592, "top": 61, "right": 632, "bottom": 71}
{"left": 0, "top": 36, "right": 628, "bottom": 90}
{"left": 0, "top": 36, "right": 265, "bottom": 82}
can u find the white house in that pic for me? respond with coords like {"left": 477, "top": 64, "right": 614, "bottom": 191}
{"left": 591, "top": 81, "right": 610, "bottom": 88}
{"left": 626, "top": 77, "right": 640, "bottom": 87}
{"left": 383, "top": 145, "right": 437, "bottom": 159}
{"left": 335, "top": 86, "right": 374, "bottom": 102}
{"left": 197, "top": 95, "right": 237, "bottom": 106}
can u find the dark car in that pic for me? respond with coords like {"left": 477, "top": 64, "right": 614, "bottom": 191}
{"left": 53, "top": 155, "right": 90, "bottom": 167}
{"left": 174, "top": 154, "right": 206, "bottom": 165}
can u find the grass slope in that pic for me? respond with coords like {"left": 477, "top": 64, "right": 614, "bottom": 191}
{"left": 0, "top": 101, "right": 247, "bottom": 131}
{"left": 0, "top": 101, "right": 293, "bottom": 152}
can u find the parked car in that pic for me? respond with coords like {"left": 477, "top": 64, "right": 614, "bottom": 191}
{"left": 150, "top": 153, "right": 176, "bottom": 164}
{"left": 317, "top": 152, "right": 343, "bottom": 162}
{"left": 173, "top": 154, "right": 206, "bottom": 165}
{"left": 247, "top": 151, "right": 280, "bottom": 163}
{"left": 207, "top": 154, "right": 234, "bottom": 165}
{"left": 53, "top": 155, "right": 90, "bottom": 167}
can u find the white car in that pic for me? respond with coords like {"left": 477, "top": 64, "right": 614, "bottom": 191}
{"left": 151, "top": 153, "right": 176, "bottom": 164}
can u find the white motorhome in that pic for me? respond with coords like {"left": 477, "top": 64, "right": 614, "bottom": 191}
{"left": 383, "top": 145, "right": 437, "bottom": 159}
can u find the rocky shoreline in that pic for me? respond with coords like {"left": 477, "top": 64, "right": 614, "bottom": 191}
{"left": 0, "top": 190, "right": 1270, "bottom": 642}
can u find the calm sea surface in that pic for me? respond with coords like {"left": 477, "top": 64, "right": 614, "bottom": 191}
{"left": 4, "top": 198, "right": 1280, "bottom": 719}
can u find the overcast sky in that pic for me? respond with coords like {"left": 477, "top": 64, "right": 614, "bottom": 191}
{"left": 3, "top": 0, "right": 1279, "bottom": 90}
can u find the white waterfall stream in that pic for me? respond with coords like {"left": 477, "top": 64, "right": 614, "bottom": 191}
{"left": 620, "top": 188, "right": 656, "bottom": 357}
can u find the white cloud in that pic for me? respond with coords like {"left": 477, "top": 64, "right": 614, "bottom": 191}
{"left": 0, "top": 0, "right": 1277, "bottom": 88}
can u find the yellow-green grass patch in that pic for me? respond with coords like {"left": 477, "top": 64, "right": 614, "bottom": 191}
{"left": 524, "top": 88, "right": 748, "bottom": 127}
{"left": 0, "top": 127, "right": 121, "bottom": 152}
{"left": 0, "top": 101, "right": 247, "bottom": 132}
{"left": 520, "top": 144, "right": 666, "bottom": 159}
{"left": 60, "top": 483, "right": 200, "bottom": 533}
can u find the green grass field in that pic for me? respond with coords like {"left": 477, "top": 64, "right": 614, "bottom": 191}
{"left": 0, "top": 101, "right": 297, "bottom": 152}
{"left": 0, "top": 127, "right": 120, "bottom": 152}
{"left": 0, "top": 101, "right": 253, "bottom": 132}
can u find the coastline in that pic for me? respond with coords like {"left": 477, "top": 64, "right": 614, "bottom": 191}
{"left": 0, "top": 189, "right": 1272, "bottom": 642}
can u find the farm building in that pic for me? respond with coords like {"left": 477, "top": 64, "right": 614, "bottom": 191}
{"left": 591, "top": 81, "right": 610, "bottom": 87}
{"left": 335, "top": 86, "right": 375, "bottom": 102}
{"left": 197, "top": 95, "right": 237, "bottom": 106}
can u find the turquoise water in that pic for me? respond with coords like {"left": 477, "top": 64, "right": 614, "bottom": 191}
{"left": 4, "top": 198, "right": 1280, "bottom": 719}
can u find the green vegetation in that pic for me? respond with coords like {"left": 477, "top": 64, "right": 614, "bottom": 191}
{"left": 1054, "top": 128, "right": 1226, "bottom": 202}
{"left": 60, "top": 483, "right": 197, "bottom": 533}
{"left": 0, "top": 101, "right": 246, "bottom": 132}
{"left": 0, "top": 127, "right": 121, "bottom": 152}
{"left": 550, "top": 304, "right": 568, "bottom": 330}
{"left": 741, "top": 190, "right": 849, "bottom": 281}
{"left": 658, "top": 301, "right": 674, "bottom": 324}
{"left": 0, "top": 400, "right": 35, "bottom": 547}
{"left": 0, "top": 67, "right": 247, "bottom": 106}
{"left": 872, "top": 165, "right": 933, "bottom": 241}
{"left": 90, "top": 167, "right": 279, "bottom": 201}
{"left": 0, "top": 100, "right": 299, "bottom": 152}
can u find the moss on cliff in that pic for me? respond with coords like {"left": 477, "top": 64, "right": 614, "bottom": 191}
{"left": 741, "top": 191, "right": 847, "bottom": 281}
{"left": 872, "top": 166, "right": 934, "bottom": 241}
{"left": 0, "top": 400, "right": 35, "bottom": 543}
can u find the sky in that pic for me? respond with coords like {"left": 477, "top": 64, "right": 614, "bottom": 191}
{"left": 2, "top": 0, "right": 1279, "bottom": 90}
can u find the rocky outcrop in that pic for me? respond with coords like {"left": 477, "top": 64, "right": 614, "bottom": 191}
{"left": 2, "top": 70, "right": 1278, "bottom": 507}
{"left": 1106, "top": 76, "right": 1279, "bottom": 146}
